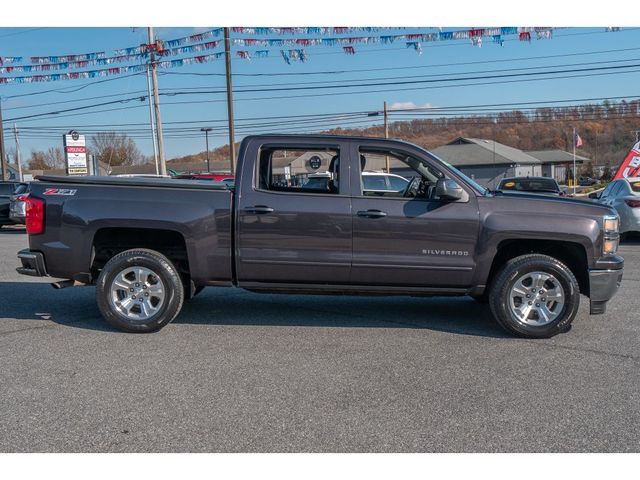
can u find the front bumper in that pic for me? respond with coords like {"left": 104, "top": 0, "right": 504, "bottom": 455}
{"left": 589, "top": 265, "right": 623, "bottom": 315}
{"left": 16, "top": 249, "right": 48, "bottom": 277}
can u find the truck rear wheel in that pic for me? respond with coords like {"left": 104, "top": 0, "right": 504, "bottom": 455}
{"left": 96, "top": 248, "right": 184, "bottom": 333}
{"left": 488, "top": 254, "right": 580, "bottom": 338}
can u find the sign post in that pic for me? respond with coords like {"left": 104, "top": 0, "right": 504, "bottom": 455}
{"left": 63, "top": 130, "right": 88, "bottom": 176}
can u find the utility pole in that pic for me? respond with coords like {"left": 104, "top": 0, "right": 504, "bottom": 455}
{"left": 0, "top": 98, "right": 8, "bottom": 181}
{"left": 13, "top": 124, "right": 22, "bottom": 181}
{"left": 224, "top": 27, "right": 236, "bottom": 174}
{"left": 201, "top": 127, "right": 212, "bottom": 172}
{"left": 384, "top": 101, "right": 389, "bottom": 172}
{"left": 572, "top": 126, "right": 577, "bottom": 196}
{"left": 146, "top": 64, "right": 160, "bottom": 175}
{"left": 148, "top": 27, "right": 167, "bottom": 176}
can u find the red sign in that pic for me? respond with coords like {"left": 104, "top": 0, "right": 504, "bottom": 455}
{"left": 65, "top": 146, "right": 86, "bottom": 154}
{"left": 613, "top": 141, "right": 640, "bottom": 179}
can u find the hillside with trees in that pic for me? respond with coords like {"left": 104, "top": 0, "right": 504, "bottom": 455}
{"left": 169, "top": 99, "right": 640, "bottom": 176}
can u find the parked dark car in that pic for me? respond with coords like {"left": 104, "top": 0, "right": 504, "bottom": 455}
{"left": 0, "top": 181, "right": 19, "bottom": 227}
{"left": 9, "top": 183, "right": 29, "bottom": 224}
{"left": 17, "top": 135, "right": 623, "bottom": 339}
{"left": 579, "top": 176, "right": 598, "bottom": 186}
{"left": 497, "top": 177, "right": 564, "bottom": 196}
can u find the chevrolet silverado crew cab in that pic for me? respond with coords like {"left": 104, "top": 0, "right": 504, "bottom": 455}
{"left": 16, "top": 135, "right": 624, "bottom": 338}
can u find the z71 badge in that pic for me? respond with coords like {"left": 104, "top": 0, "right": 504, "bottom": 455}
{"left": 43, "top": 188, "right": 77, "bottom": 196}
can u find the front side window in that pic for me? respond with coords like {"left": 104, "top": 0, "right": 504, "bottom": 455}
{"left": 358, "top": 148, "right": 443, "bottom": 200}
{"left": 258, "top": 147, "right": 340, "bottom": 194}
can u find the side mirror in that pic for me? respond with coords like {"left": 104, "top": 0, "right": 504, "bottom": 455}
{"left": 588, "top": 192, "right": 601, "bottom": 200}
{"left": 436, "top": 178, "right": 464, "bottom": 202}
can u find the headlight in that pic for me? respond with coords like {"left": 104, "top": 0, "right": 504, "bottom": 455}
{"left": 603, "top": 215, "right": 620, "bottom": 254}
{"left": 603, "top": 215, "right": 619, "bottom": 234}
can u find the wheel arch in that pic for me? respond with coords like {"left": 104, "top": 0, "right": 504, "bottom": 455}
{"left": 485, "top": 239, "right": 590, "bottom": 296}
{"left": 91, "top": 227, "right": 191, "bottom": 283}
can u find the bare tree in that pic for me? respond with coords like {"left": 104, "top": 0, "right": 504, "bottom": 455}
{"left": 90, "top": 132, "right": 141, "bottom": 167}
{"left": 27, "top": 150, "right": 50, "bottom": 170}
{"left": 44, "top": 147, "right": 65, "bottom": 169}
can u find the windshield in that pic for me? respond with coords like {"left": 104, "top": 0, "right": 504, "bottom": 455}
{"left": 499, "top": 178, "right": 559, "bottom": 193}
{"left": 427, "top": 152, "right": 488, "bottom": 194}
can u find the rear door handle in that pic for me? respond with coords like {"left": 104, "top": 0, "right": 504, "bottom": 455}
{"left": 357, "top": 209, "right": 387, "bottom": 218}
{"left": 244, "top": 205, "right": 274, "bottom": 214}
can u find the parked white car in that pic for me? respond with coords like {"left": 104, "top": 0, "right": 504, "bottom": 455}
{"left": 592, "top": 177, "right": 640, "bottom": 236}
{"left": 302, "top": 171, "right": 409, "bottom": 195}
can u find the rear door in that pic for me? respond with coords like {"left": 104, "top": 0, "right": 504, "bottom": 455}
{"left": 236, "top": 138, "right": 353, "bottom": 284}
{"left": 348, "top": 141, "right": 481, "bottom": 287}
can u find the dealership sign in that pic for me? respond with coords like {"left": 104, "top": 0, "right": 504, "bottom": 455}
{"left": 63, "top": 131, "right": 88, "bottom": 175}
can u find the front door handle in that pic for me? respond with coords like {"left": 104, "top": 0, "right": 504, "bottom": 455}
{"left": 357, "top": 209, "right": 387, "bottom": 218}
{"left": 244, "top": 205, "right": 274, "bottom": 214}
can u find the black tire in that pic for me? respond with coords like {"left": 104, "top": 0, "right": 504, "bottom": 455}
{"left": 96, "top": 248, "right": 184, "bottom": 333}
{"left": 488, "top": 254, "right": 580, "bottom": 338}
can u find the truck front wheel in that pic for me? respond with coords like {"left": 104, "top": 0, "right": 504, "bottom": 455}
{"left": 96, "top": 249, "right": 185, "bottom": 333}
{"left": 488, "top": 254, "right": 580, "bottom": 338}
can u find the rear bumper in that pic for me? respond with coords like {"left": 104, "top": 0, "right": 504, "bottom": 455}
{"left": 16, "top": 249, "right": 48, "bottom": 277}
{"left": 589, "top": 265, "right": 623, "bottom": 315}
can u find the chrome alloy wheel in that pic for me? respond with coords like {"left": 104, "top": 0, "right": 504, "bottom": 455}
{"left": 109, "top": 266, "right": 165, "bottom": 321}
{"left": 508, "top": 271, "right": 565, "bottom": 326}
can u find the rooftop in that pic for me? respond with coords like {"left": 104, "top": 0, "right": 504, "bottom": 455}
{"left": 430, "top": 137, "right": 542, "bottom": 167}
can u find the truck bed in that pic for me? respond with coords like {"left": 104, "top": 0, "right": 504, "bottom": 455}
{"left": 36, "top": 175, "right": 231, "bottom": 191}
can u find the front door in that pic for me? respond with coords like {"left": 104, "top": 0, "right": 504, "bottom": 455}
{"left": 349, "top": 142, "right": 480, "bottom": 287}
{"left": 236, "top": 139, "right": 352, "bottom": 284}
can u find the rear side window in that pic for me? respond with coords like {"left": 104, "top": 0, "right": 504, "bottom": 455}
{"left": 258, "top": 147, "right": 340, "bottom": 194}
{"left": 0, "top": 184, "right": 15, "bottom": 195}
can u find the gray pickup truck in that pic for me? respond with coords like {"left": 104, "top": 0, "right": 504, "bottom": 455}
{"left": 17, "top": 134, "right": 623, "bottom": 338}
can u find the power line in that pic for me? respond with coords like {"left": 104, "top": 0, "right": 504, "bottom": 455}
{"left": 163, "top": 46, "right": 640, "bottom": 78}
{"left": 1, "top": 72, "right": 146, "bottom": 100}
{"left": 9, "top": 94, "right": 640, "bottom": 131}
{"left": 0, "top": 28, "right": 46, "bottom": 39}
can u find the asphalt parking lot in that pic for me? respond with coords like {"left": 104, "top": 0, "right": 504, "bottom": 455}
{"left": 0, "top": 225, "right": 639, "bottom": 452}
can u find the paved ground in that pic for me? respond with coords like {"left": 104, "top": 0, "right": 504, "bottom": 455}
{"left": 0, "top": 225, "right": 638, "bottom": 452}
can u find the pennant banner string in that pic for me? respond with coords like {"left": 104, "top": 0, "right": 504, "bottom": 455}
{"left": 0, "top": 40, "right": 223, "bottom": 73}
{"left": 0, "top": 52, "right": 224, "bottom": 85}
{"left": 0, "top": 27, "right": 622, "bottom": 80}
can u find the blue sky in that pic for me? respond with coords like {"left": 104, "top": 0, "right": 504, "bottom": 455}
{"left": 1, "top": 26, "right": 639, "bottom": 159}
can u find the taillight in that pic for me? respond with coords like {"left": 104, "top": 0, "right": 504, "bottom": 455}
{"left": 25, "top": 195, "right": 45, "bottom": 235}
{"left": 624, "top": 199, "right": 640, "bottom": 208}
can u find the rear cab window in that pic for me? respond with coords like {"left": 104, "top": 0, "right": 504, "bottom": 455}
{"left": 630, "top": 180, "right": 640, "bottom": 193}
{"left": 257, "top": 146, "right": 340, "bottom": 194}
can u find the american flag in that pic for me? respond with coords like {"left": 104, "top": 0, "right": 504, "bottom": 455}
{"left": 574, "top": 131, "right": 583, "bottom": 148}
